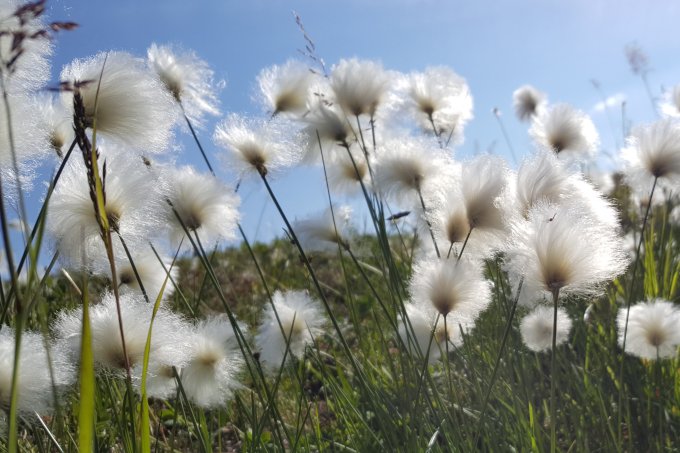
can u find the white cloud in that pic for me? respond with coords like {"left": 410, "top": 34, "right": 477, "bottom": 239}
{"left": 593, "top": 93, "right": 626, "bottom": 113}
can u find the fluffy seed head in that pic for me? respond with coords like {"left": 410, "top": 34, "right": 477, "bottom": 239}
{"left": 520, "top": 305, "right": 573, "bottom": 352}
{"left": 326, "top": 147, "right": 371, "bottom": 195}
{"left": 516, "top": 150, "right": 572, "bottom": 216}
{"left": 617, "top": 299, "right": 680, "bottom": 360}
{"left": 163, "top": 166, "right": 240, "bottom": 248}
{"left": 147, "top": 43, "right": 221, "bottom": 127}
{"left": 36, "top": 93, "right": 74, "bottom": 158}
{"left": 330, "top": 58, "right": 390, "bottom": 117}
{"left": 180, "top": 316, "right": 244, "bottom": 408}
{"left": 516, "top": 150, "right": 620, "bottom": 230}
{"left": 256, "top": 291, "right": 326, "bottom": 370}
{"left": 60, "top": 51, "right": 177, "bottom": 152}
{"left": 47, "top": 150, "right": 164, "bottom": 267}
{"left": 406, "top": 66, "right": 473, "bottom": 145}
{"left": 398, "top": 303, "right": 469, "bottom": 363}
{"left": 505, "top": 202, "right": 628, "bottom": 305}
{"left": 513, "top": 84, "right": 547, "bottom": 121}
{"left": 302, "top": 103, "right": 354, "bottom": 163}
{"left": 256, "top": 60, "right": 315, "bottom": 116}
{"left": 460, "top": 155, "right": 515, "bottom": 233}
{"left": 431, "top": 155, "right": 515, "bottom": 258}
{"left": 0, "top": 95, "right": 49, "bottom": 192}
{"left": 293, "top": 205, "right": 352, "bottom": 253}
{"left": 214, "top": 113, "right": 300, "bottom": 178}
{"left": 0, "top": 0, "right": 52, "bottom": 94}
{"left": 110, "top": 248, "right": 178, "bottom": 302}
{"left": 409, "top": 257, "right": 491, "bottom": 319}
{"left": 621, "top": 118, "right": 680, "bottom": 193}
{"left": 374, "top": 136, "right": 448, "bottom": 205}
{"left": 530, "top": 104, "right": 599, "bottom": 161}
{"left": 0, "top": 329, "right": 73, "bottom": 413}
{"left": 54, "top": 292, "right": 191, "bottom": 375}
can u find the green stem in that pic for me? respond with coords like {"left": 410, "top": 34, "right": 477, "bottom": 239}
{"left": 457, "top": 226, "right": 474, "bottom": 262}
{"left": 182, "top": 106, "right": 214, "bottom": 176}
{"left": 473, "top": 278, "right": 524, "bottom": 446}
{"left": 416, "top": 187, "right": 440, "bottom": 258}
{"left": 618, "top": 176, "right": 658, "bottom": 446}
{"left": 550, "top": 287, "right": 561, "bottom": 453}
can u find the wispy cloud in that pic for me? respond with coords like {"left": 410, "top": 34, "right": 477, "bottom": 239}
{"left": 593, "top": 93, "right": 626, "bottom": 113}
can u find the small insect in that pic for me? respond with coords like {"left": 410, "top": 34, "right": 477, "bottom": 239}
{"left": 388, "top": 211, "right": 410, "bottom": 221}
{"left": 548, "top": 212, "right": 557, "bottom": 222}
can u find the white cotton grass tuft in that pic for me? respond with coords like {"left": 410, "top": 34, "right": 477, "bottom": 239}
{"left": 54, "top": 292, "right": 191, "bottom": 377}
{"left": 373, "top": 136, "right": 448, "bottom": 206}
{"left": 409, "top": 257, "right": 491, "bottom": 320}
{"left": 0, "top": 95, "right": 49, "bottom": 193}
{"left": 60, "top": 51, "right": 177, "bottom": 153}
{"left": 512, "top": 85, "right": 547, "bottom": 121}
{"left": 397, "top": 303, "right": 470, "bottom": 363}
{"left": 256, "top": 59, "right": 316, "bottom": 116}
{"left": 520, "top": 305, "right": 573, "bottom": 352}
{"left": 0, "top": 329, "right": 73, "bottom": 414}
{"left": 458, "top": 155, "right": 514, "bottom": 247}
{"left": 617, "top": 299, "right": 680, "bottom": 360}
{"left": 163, "top": 166, "right": 240, "bottom": 248}
{"left": 180, "top": 316, "right": 244, "bottom": 408}
{"left": 529, "top": 103, "right": 599, "bottom": 161}
{"left": 293, "top": 205, "right": 352, "bottom": 253}
{"left": 256, "top": 290, "right": 327, "bottom": 370}
{"left": 659, "top": 84, "right": 680, "bottom": 118}
{"left": 326, "top": 147, "right": 372, "bottom": 195}
{"left": 110, "top": 247, "right": 178, "bottom": 302}
{"left": 214, "top": 113, "right": 301, "bottom": 178}
{"left": 36, "top": 93, "right": 75, "bottom": 158}
{"left": 620, "top": 118, "right": 680, "bottom": 194}
{"left": 147, "top": 43, "right": 221, "bottom": 127}
{"left": 0, "top": 0, "right": 52, "bottom": 94}
{"left": 428, "top": 155, "right": 515, "bottom": 259}
{"left": 516, "top": 149, "right": 572, "bottom": 217}
{"left": 301, "top": 102, "right": 355, "bottom": 164}
{"left": 47, "top": 150, "right": 165, "bottom": 266}
{"left": 505, "top": 201, "right": 628, "bottom": 306}
{"left": 404, "top": 66, "right": 473, "bottom": 145}
{"left": 516, "top": 150, "right": 620, "bottom": 229}
{"left": 330, "top": 58, "right": 391, "bottom": 117}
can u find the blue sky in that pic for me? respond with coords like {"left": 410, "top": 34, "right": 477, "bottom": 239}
{"left": 23, "top": 0, "right": 680, "bottom": 245}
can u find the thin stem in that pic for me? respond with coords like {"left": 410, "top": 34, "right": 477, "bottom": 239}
{"left": 618, "top": 176, "right": 658, "bottom": 445}
{"left": 473, "top": 278, "right": 524, "bottom": 446}
{"left": 370, "top": 114, "right": 377, "bottom": 151}
{"left": 189, "top": 229, "right": 290, "bottom": 446}
{"left": 116, "top": 232, "right": 149, "bottom": 303}
{"left": 427, "top": 113, "right": 443, "bottom": 148}
{"left": 416, "top": 187, "right": 440, "bottom": 258}
{"left": 355, "top": 115, "right": 368, "bottom": 155}
{"left": 493, "top": 109, "right": 518, "bottom": 165}
{"left": 457, "top": 227, "right": 474, "bottom": 262}
{"left": 104, "top": 228, "right": 132, "bottom": 381}
{"left": 443, "top": 315, "right": 454, "bottom": 402}
{"left": 0, "top": 170, "right": 22, "bottom": 453}
{"left": 13, "top": 139, "right": 77, "bottom": 282}
{"left": 550, "top": 287, "right": 561, "bottom": 453}
{"left": 182, "top": 106, "right": 215, "bottom": 176}
{"left": 258, "top": 172, "right": 371, "bottom": 387}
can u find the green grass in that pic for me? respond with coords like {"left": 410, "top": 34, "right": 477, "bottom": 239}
{"left": 3, "top": 202, "right": 680, "bottom": 452}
